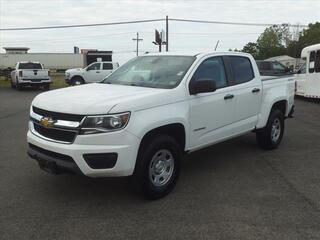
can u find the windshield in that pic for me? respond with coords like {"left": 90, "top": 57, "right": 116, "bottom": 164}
{"left": 18, "top": 63, "right": 42, "bottom": 69}
{"left": 101, "top": 56, "right": 196, "bottom": 89}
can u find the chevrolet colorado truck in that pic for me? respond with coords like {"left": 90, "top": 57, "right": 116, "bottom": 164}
{"left": 11, "top": 61, "right": 51, "bottom": 90}
{"left": 27, "top": 52, "right": 295, "bottom": 199}
{"left": 65, "top": 61, "right": 119, "bottom": 85}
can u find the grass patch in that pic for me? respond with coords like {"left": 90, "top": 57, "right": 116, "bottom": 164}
{"left": 0, "top": 74, "right": 68, "bottom": 89}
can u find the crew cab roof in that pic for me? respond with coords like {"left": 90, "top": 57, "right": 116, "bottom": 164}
{"left": 142, "top": 51, "right": 253, "bottom": 58}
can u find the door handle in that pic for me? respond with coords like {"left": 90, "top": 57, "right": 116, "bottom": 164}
{"left": 252, "top": 88, "right": 261, "bottom": 93}
{"left": 96, "top": 71, "right": 100, "bottom": 73}
{"left": 224, "top": 94, "right": 234, "bottom": 100}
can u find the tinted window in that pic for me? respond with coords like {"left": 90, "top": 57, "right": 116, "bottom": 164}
{"left": 230, "top": 56, "right": 254, "bottom": 84}
{"left": 103, "top": 63, "right": 113, "bottom": 70}
{"left": 256, "top": 61, "right": 270, "bottom": 70}
{"left": 272, "top": 62, "right": 286, "bottom": 72}
{"left": 315, "top": 50, "right": 320, "bottom": 73}
{"left": 299, "top": 63, "right": 306, "bottom": 74}
{"left": 192, "top": 57, "right": 227, "bottom": 89}
{"left": 102, "top": 56, "right": 195, "bottom": 89}
{"left": 18, "top": 63, "right": 42, "bottom": 69}
{"left": 309, "top": 51, "right": 315, "bottom": 73}
{"left": 87, "top": 63, "right": 100, "bottom": 71}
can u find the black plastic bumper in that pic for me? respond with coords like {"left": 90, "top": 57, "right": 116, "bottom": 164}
{"left": 27, "top": 144, "right": 82, "bottom": 175}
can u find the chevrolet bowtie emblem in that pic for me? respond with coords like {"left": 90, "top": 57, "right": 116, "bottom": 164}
{"left": 40, "top": 117, "right": 55, "bottom": 128}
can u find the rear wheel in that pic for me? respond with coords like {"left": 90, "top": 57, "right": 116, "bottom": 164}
{"left": 256, "top": 109, "right": 284, "bottom": 150}
{"left": 132, "top": 135, "right": 181, "bottom": 199}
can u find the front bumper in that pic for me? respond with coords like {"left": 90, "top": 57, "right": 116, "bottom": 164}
{"left": 27, "top": 128, "right": 141, "bottom": 177}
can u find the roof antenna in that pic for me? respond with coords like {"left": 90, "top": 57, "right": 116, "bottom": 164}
{"left": 214, "top": 40, "right": 220, "bottom": 51}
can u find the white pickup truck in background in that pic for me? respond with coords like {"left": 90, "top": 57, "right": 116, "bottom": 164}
{"left": 11, "top": 61, "right": 51, "bottom": 90}
{"left": 27, "top": 52, "right": 295, "bottom": 199}
{"left": 65, "top": 61, "right": 119, "bottom": 85}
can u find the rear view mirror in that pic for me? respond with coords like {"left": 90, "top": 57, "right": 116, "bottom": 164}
{"left": 189, "top": 79, "right": 217, "bottom": 95}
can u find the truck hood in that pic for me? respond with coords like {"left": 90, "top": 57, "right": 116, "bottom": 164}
{"left": 66, "top": 68, "right": 84, "bottom": 74}
{"left": 32, "top": 83, "right": 174, "bottom": 115}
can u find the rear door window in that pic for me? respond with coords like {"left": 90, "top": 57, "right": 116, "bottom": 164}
{"left": 230, "top": 56, "right": 254, "bottom": 84}
{"left": 103, "top": 63, "right": 113, "bottom": 70}
{"left": 309, "top": 51, "right": 315, "bottom": 73}
{"left": 315, "top": 50, "right": 320, "bottom": 73}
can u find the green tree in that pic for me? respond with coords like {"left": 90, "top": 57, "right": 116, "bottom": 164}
{"left": 256, "top": 27, "right": 286, "bottom": 59}
{"left": 242, "top": 42, "right": 259, "bottom": 58}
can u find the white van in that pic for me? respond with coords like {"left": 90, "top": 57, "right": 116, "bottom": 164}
{"left": 295, "top": 43, "right": 320, "bottom": 98}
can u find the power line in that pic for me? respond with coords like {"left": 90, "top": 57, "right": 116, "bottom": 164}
{"left": 0, "top": 19, "right": 165, "bottom": 31}
{"left": 0, "top": 17, "right": 308, "bottom": 31}
{"left": 169, "top": 18, "right": 307, "bottom": 28}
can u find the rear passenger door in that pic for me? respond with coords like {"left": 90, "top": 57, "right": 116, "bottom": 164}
{"left": 101, "top": 62, "right": 114, "bottom": 79}
{"left": 227, "top": 56, "right": 262, "bottom": 134}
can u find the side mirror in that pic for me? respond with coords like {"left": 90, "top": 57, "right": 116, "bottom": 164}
{"left": 189, "top": 79, "right": 217, "bottom": 95}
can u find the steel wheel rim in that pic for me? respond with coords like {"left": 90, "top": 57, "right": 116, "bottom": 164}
{"left": 149, "top": 149, "right": 174, "bottom": 187}
{"left": 74, "top": 80, "right": 81, "bottom": 85}
{"left": 271, "top": 118, "right": 281, "bottom": 142}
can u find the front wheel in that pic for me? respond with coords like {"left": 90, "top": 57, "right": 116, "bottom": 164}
{"left": 132, "top": 135, "right": 181, "bottom": 199}
{"left": 256, "top": 109, "right": 284, "bottom": 150}
{"left": 10, "top": 78, "right": 16, "bottom": 89}
{"left": 72, "top": 77, "right": 84, "bottom": 86}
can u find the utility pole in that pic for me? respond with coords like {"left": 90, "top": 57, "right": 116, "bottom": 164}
{"left": 166, "top": 15, "right": 169, "bottom": 52}
{"left": 132, "top": 32, "right": 143, "bottom": 56}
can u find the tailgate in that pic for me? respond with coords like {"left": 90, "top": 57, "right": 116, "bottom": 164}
{"left": 22, "top": 69, "right": 49, "bottom": 79}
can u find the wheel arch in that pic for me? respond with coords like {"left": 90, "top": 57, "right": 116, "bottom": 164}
{"left": 138, "top": 123, "right": 186, "bottom": 154}
{"left": 70, "top": 75, "right": 85, "bottom": 83}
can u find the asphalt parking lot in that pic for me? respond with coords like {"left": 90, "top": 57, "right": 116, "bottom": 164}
{"left": 1, "top": 87, "right": 320, "bottom": 240}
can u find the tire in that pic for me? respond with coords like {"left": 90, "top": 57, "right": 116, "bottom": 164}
{"left": 43, "top": 84, "right": 50, "bottom": 90}
{"left": 72, "top": 76, "right": 84, "bottom": 86}
{"left": 16, "top": 82, "right": 23, "bottom": 91}
{"left": 10, "top": 78, "right": 16, "bottom": 89}
{"left": 132, "top": 135, "right": 182, "bottom": 199}
{"left": 256, "top": 109, "right": 284, "bottom": 150}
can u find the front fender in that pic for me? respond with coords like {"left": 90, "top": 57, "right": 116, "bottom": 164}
{"left": 126, "top": 101, "right": 190, "bottom": 150}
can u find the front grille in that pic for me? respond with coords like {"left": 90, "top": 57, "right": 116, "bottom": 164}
{"left": 33, "top": 106, "right": 85, "bottom": 122}
{"left": 29, "top": 143, "right": 74, "bottom": 163}
{"left": 34, "top": 123, "right": 77, "bottom": 143}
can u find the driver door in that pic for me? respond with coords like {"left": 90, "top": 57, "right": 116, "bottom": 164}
{"left": 188, "top": 56, "right": 236, "bottom": 148}
{"left": 84, "top": 62, "right": 102, "bottom": 82}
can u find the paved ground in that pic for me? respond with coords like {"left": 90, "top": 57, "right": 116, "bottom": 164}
{"left": 1, "top": 87, "right": 320, "bottom": 240}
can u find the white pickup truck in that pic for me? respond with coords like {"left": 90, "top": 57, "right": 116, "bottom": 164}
{"left": 11, "top": 61, "right": 51, "bottom": 90}
{"left": 65, "top": 61, "right": 119, "bottom": 85}
{"left": 27, "top": 52, "right": 295, "bottom": 199}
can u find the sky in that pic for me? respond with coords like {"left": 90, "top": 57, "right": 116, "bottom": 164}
{"left": 0, "top": 0, "right": 319, "bottom": 64}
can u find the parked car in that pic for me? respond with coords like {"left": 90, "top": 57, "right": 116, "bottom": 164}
{"left": 256, "top": 60, "right": 292, "bottom": 76}
{"left": 295, "top": 43, "right": 320, "bottom": 98}
{"left": 27, "top": 52, "right": 295, "bottom": 199}
{"left": 65, "top": 61, "right": 119, "bottom": 85}
{"left": 11, "top": 61, "right": 51, "bottom": 90}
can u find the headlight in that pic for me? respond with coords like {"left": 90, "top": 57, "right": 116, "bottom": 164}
{"left": 80, "top": 112, "right": 130, "bottom": 134}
